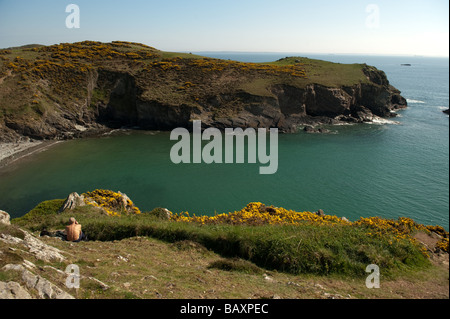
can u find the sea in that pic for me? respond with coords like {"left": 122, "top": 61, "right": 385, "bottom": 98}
{"left": 0, "top": 53, "right": 448, "bottom": 228}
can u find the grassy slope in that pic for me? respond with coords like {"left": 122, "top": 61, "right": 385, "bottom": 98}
{"left": 3, "top": 198, "right": 448, "bottom": 299}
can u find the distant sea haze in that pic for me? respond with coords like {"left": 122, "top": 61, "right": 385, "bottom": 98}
{"left": 0, "top": 54, "right": 448, "bottom": 228}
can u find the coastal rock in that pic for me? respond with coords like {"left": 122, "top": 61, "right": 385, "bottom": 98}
{"left": 443, "top": 109, "right": 449, "bottom": 115}
{"left": 2, "top": 263, "right": 74, "bottom": 299}
{"left": 316, "top": 209, "right": 325, "bottom": 217}
{"left": 0, "top": 281, "right": 33, "bottom": 299}
{"left": 354, "top": 106, "right": 375, "bottom": 122}
{"left": 303, "top": 126, "right": 331, "bottom": 134}
{"left": 23, "top": 232, "right": 66, "bottom": 262}
{"left": 118, "top": 191, "right": 132, "bottom": 209}
{"left": 59, "top": 192, "right": 86, "bottom": 213}
{"left": 304, "top": 126, "right": 318, "bottom": 133}
{"left": 0, "top": 229, "right": 66, "bottom": 263}
{"left": 0, "top": 210, "right": 11, "bottom": 225}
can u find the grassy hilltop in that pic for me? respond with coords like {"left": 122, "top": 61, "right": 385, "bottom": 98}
{"left": 0, "top": 41, "right": 405, "bottom": 141}
{"left": 1, "top": 189, "right": 447, "bottom": 299}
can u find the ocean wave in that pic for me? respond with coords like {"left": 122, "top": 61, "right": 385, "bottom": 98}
{"left": 407, "top": 99, "right": 426, "bottom": 104}
{"left": 365, "top": 117, "right": 401, "bottom": 125}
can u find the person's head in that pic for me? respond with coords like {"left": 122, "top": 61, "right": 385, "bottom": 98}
{"left": 69, "top": 217, "right": 76, "bottom": 224}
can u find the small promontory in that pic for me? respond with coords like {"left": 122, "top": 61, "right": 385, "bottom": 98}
{"left": 0, "top": 41, "right": 407, "bottom": 142}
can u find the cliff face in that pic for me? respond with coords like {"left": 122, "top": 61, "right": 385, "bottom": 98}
{"left": 0, "top": 41, "right": 407, "bottom": 141}
{"left": 95, "top": 66, "right": 406, "bottom": 133}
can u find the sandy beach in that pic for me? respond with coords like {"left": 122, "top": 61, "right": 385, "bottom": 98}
{"left": 0, "top": 140, "right": 61, "bottom": 168}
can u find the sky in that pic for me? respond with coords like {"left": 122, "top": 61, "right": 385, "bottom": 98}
{"left": 0, "top": 0, "right": 448, "bottom": 56}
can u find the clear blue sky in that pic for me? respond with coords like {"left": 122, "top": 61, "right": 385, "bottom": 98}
{"left": 0, "top": 0, "right": 448, "bottom": 56}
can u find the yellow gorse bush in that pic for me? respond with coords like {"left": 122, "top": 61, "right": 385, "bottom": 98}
{"left": 171, "top": 202, "right": 349, "bottom": 226}
{"left": 5, "top": 42, "right": 160, "bottom": 80}
{"left": 82, "top": 189, "right": 141, "bottom": 217}
{"left": 171, "top": 202, "right": 449, "bottom": 256}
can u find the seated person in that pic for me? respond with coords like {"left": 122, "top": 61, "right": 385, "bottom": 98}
{"left": 65, "top": 217, "right": 86, "bottom": 242}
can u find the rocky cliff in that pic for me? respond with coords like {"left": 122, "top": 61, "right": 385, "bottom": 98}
{"left": 0, "top": 41, "right": 407, "bottom": 142}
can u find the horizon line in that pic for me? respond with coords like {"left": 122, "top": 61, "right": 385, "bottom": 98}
{"left": 188, "top": 51, "right": 450, "bottom": 58}
{"left": 1, "top": 40, "right": 448, "bottom": 58}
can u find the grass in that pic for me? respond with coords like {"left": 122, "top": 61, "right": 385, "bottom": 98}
{"left": 12, "top": 199, "right": 65, "bottom": 229}
{"left": 12, "top": 201, "right": 433, "bottom": 279}
{"left": 267, "top": 57, "right": 369, "bottom": 87}
{"left": 3, "top": 197, "right": 449, "bottom": 299}
{"left": 208, "top": 258, "right": 264, "bottom": 275}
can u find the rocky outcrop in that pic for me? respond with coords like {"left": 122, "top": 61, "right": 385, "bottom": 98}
{"left": 0, "top": 212, "right": 66, "bottom": 263}
{"left": 443, "top": 109, "right": 449, "bottom": 115}
{"left": 0, "top": 214, "right": 110, "bottom": 299}
{"left": 0, "top": 228, "right": 66, "bottom": 263}
{"left": 58, "top": 190, "right": 139, "bottom": 216}
{"left": 2, "top": 263, "right": 75, "bottom": 299}
{"left": 0, "top": 210, "right": 10, "bottom": 225}
{"left": 58, "top": 192, "right": 86, "bottom": 213}
{"left": 0, "top": 281, "right": 33, "bottom": 299}
{"left": 92, "top": 69, "right": 406, "bottom": 134}
{"left": 0, "top": 214, "right": 74, "bottom": 299}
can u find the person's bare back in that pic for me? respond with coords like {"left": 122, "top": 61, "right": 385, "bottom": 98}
{"left": 66, "top": 217, "right": 82, "bottom": 242}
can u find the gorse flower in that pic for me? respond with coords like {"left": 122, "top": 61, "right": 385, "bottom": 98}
{"left": 82, "top": 189, "right": 141, "bottom": 217}
{"left": 171, "top": 202, "right": 449, "bottom": 257}
{"left": 171, "top": 202, "right": 349, "bottom": 226}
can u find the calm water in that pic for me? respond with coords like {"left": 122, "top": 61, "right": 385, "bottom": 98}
{"left": 0, "top": 54, "right": 448, "bottom": 227}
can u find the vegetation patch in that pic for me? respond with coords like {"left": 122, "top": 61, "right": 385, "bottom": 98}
{"left": 208, "top": 258, "right": 263, "bottom": 274}
{"left": 12, "top": 199, "right": 65, "bottom": 230}
{"left": 10, "top": 190, "right": 448, "bottom": 279}
{"left": 0, "top": 223, "right": 25, "bottom": 240}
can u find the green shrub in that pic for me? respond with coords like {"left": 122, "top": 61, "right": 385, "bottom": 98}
{"left": 145, "top": 207, "right": 172, "bottom": 220}
{"left": 11, "top": 199, "right": 432, "bottom": 278}
{"left": 12, "top": 199, "right": 65, "bottom": 229}
{"left": 77, "top": 216, "right": 430, "bottom": 277}
{"left": 208, "top": 258, "right": 263, "bottom": 274}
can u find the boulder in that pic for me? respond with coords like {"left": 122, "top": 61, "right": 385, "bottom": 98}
{"left": 0, "top": 210, "right": 10, "bottom": 225}
{"left": 58, "top": 192, "right": 86, "bottom": 213}
{"left": 304, "top": 126, "right": 331, "bottom": 134}
{"left": 304, "top": 125, "right": 317, "bottom": 133}
{"left": 355, "top": 106, "right": 375, "bottom": 122}
{"left": 318, "top": 128, "right": 331, "bottom": 134}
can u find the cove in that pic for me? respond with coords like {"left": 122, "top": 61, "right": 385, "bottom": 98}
{"left": 0, "top": 120, "right": 448, "bottom": 229}
{"left": 170, "top": 120, "right": 279, "bottom": 174}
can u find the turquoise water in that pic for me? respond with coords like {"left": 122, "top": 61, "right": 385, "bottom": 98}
{"left": 0, "top": 54, "right": 448, "bottom": 228}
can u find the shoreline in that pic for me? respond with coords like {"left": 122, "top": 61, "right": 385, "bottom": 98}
{"left": 0, "top": 117, "right": 402, "bottom": 169}
{"left": 0, "top": 126, "right": 114, "bottom": 169}
{"left": 0, "top": 140, "right": 63, "bottom": 169}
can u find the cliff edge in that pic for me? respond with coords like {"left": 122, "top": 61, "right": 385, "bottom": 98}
{"left": 0, "top": 41, "right": 407, "bottom": 142}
